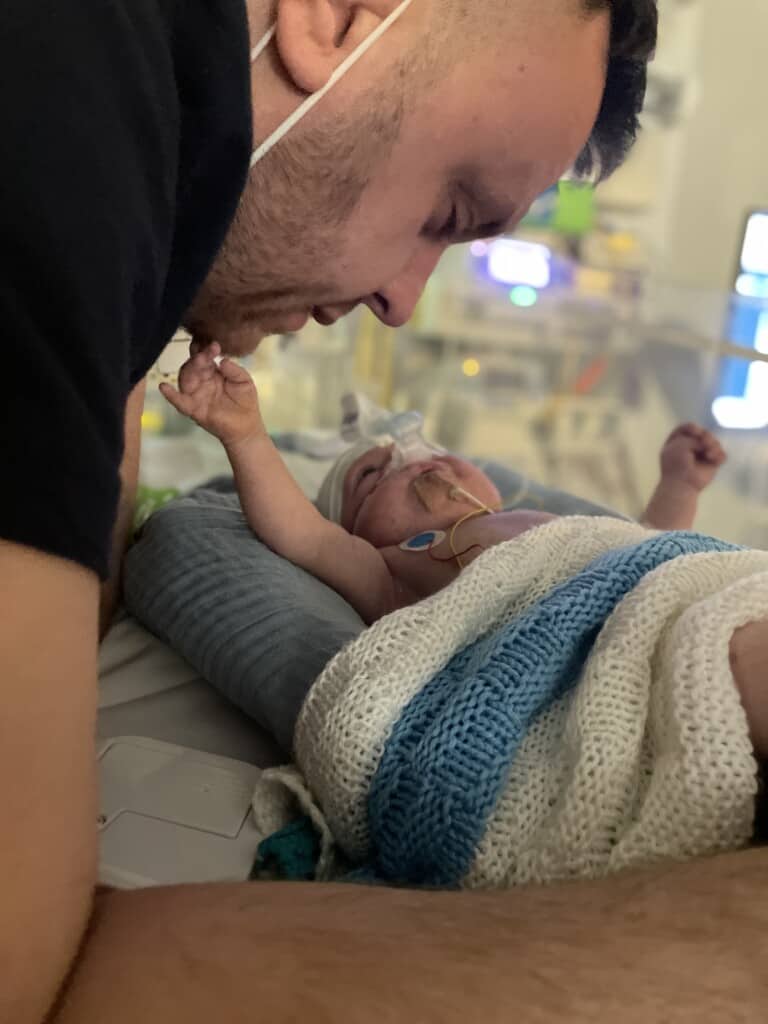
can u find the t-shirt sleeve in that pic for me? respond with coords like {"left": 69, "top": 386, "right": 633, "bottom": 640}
{"left": 0, "top": 0, "right": 179, "bottom": 577}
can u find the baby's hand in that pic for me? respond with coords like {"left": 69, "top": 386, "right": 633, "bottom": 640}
{"left": 160, "top": 342, "right": 263, "bottom": 448}
{"left": 660, "top": 423, "right": 727, "bottom": 492}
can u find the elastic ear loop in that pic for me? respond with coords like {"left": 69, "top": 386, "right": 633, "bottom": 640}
{"left": 250, "top": 25, "right": 276, "bottom": 63}
{"left": 249, "top": 0, "right": 415, "bottom": 168}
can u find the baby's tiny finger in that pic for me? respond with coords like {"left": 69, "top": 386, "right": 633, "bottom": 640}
{"left": 178, "top": 361, "right": 207, "bottom": 395}
{"left": 160, "top": 382, "right": 194, "bottom": 417}
{"left": 192, "top": 348, "right": 213, "bottom": 369}
{"left": 217, "top": 357, "right": 250, "bottom": 383}
{"left": 190, "top": 349, "right": 219, "bottom": 385}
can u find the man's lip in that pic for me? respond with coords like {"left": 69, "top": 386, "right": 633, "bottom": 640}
{"left": 281, "top": 311, "right": 310, "bottom": 332}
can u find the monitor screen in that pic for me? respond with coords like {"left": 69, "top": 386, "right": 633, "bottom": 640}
{"left": 486, "top": 239, "right": 551, "bottom": 289}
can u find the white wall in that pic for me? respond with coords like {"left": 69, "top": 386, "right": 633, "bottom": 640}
{"left": 653, "top": 0, "right": 768, "bottom": 290}
{"left": 598, "top": 0, "right": 702, "bottom": 227}
{"left": 651, "top": 2, "right": 768, "bottom": 290}
{"left": 597, "top": 0, "right": 768, "bottom": 293}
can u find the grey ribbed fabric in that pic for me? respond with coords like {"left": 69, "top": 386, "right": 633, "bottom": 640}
{"left": 124, "top": 488, "right": 365, "bottom": 753}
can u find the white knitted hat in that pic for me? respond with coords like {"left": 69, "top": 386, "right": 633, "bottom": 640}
{"left": 315, "top": 441, "right": 378, "bottom": 524}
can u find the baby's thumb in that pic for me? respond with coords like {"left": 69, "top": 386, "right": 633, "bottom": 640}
{"left": 160, "top": 382, "right": 195, "bottom": 418}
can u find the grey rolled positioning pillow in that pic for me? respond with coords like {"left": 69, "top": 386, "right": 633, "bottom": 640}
{"left": 124, "top": 463, "right": 624, "bottom": 753}
{"left": 124, "top": 487, "right": 365, "bottom": 753}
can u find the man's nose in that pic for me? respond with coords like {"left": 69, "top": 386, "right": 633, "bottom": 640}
{"left": 364, "top": 245, "right": 444, "bottom": 328}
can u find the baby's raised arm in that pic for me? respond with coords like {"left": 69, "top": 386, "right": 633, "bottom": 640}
{"left": 161, "top": 344, "right": 397, "bottom": 624}
{"left": 642, "top": 424, "right": 726, "bottom": 531}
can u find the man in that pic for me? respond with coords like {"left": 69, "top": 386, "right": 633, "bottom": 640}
{"left": 12, "top": 3, "right": 761, "bottom": 1023}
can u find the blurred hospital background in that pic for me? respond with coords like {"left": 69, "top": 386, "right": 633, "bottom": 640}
{"left": 140, "top": 0, "right": 768, "bottom": 547}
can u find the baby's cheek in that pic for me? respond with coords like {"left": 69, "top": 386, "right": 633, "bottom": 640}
{"left": 379, "top": 508, "right": 415, "bottom": 548}
{"left": 355, "top": 507, "right": 391, "bottom": 546}
{"left": 381, "top": 509, "right": 410, "bottom": 546}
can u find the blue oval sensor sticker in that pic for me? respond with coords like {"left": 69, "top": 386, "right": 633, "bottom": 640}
{"left": 399, "top": 530, "right": 446, "bottom": 552}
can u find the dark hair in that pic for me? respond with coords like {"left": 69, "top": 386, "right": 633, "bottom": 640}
{"left": 575, "top": 0, "right": 658, "bottom": 180}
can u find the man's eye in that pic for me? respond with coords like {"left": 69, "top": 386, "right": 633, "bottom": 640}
{"left": 440, "top": 204, "right": 458, "bottom": 237}
{"left": 359, "top": 467, "right": 377, "bottom": 481}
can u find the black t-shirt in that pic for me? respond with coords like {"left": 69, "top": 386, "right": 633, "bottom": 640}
{"left": 0, "top": 0, "right": 252, "bottom": 577}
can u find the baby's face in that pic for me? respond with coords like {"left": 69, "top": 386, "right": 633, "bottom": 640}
{"left": 340, "top": 447, "right": 502, "bottom": 548}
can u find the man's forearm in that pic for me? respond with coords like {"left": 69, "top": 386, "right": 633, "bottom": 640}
{"left": 0, "top": 544, "right": 99, "bottom": 1024}
{"left": 99, "top": 378, "right": 146, "bottom": 637}
{"left": 53, "top": 849, "right": 768, "bottom": 1023}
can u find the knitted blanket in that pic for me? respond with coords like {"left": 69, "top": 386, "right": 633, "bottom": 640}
{"left": 264, "top": 518, "right": 768, "bottom": 888}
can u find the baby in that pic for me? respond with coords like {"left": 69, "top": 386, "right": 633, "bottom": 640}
{"left": 162, "top": 343, "right": 767, "bottom": 762}
{"left": 162, "top": 343, "right": 727, "bottom": 624}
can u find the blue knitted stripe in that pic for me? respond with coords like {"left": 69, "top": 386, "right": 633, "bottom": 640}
{"left": 367, "top": 532, "right": 737, "bottom": 887}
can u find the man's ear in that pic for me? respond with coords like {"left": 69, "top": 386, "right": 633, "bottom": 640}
{"left": 275, "top": 0, "right": 397, "bottom": 94}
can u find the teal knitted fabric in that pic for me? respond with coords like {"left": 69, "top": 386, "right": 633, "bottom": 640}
{"left": 253, "top": 817, "right": 320, "bottom": 881}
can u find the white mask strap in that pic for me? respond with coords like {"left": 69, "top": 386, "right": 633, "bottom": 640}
{"left": 250, "top": 25, "right": 276, "bottom": 64}
{"left": 249, "top": 0, "right": 414, "bottom": 169}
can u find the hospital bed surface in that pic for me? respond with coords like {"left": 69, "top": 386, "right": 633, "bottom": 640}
{"left": 98, "top": 612, "right": 282, "bottom": 768}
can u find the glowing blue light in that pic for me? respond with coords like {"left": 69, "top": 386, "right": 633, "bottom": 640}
{"left": 735, "top": 273, "right": 768, "bottom": 299}
{"left": 712, "top": 311, "right": 768, "bottom": 430}
{"left": 741, "top": 213, "right": 768, "bottom": 276}
{"left": 487, "top": 239, "right": 551, "bottom": 289}
{"left": 509, "top": 286, "right": 538, "bottom": 308}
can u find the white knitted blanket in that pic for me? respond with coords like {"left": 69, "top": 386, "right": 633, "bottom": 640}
{"left": 258, "top": 518, "right": 768, "bottom": 888}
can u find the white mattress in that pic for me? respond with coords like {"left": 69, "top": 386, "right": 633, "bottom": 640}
{"left": 98, "top": 611, "right": 283, "bottom": 768}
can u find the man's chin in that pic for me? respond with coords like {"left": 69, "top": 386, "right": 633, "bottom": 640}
{"left": 184, "top": 311, "right": 310, "bottom": 356}
{"left": 215, "top": 324, "right": 269, "bottom": 356}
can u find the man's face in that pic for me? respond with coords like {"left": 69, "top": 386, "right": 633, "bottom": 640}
{"left": 185, "top": 6, "right": 609, "bottom": 354}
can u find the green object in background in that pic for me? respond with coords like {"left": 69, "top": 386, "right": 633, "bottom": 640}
{"left": 133, "top": 484, "right": 180, "bottom": 534}
{"left": 509, "top": 285, "right": 539, "bottom": 308}
{"left": 520, "top": 181, "right": 595, "bottom": 237}
{"left": 552, "top": 180, "right": 595, "bottom": 237}
{"left": 520, "top": 184, "right": 559, "bottom": 228}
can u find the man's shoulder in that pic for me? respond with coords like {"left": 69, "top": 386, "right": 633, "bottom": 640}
{"left": 2, "top": 0, "right": 177, "bottom": 65}
{"left": 1, "top": 0, "right": 248, "bottom": 111}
